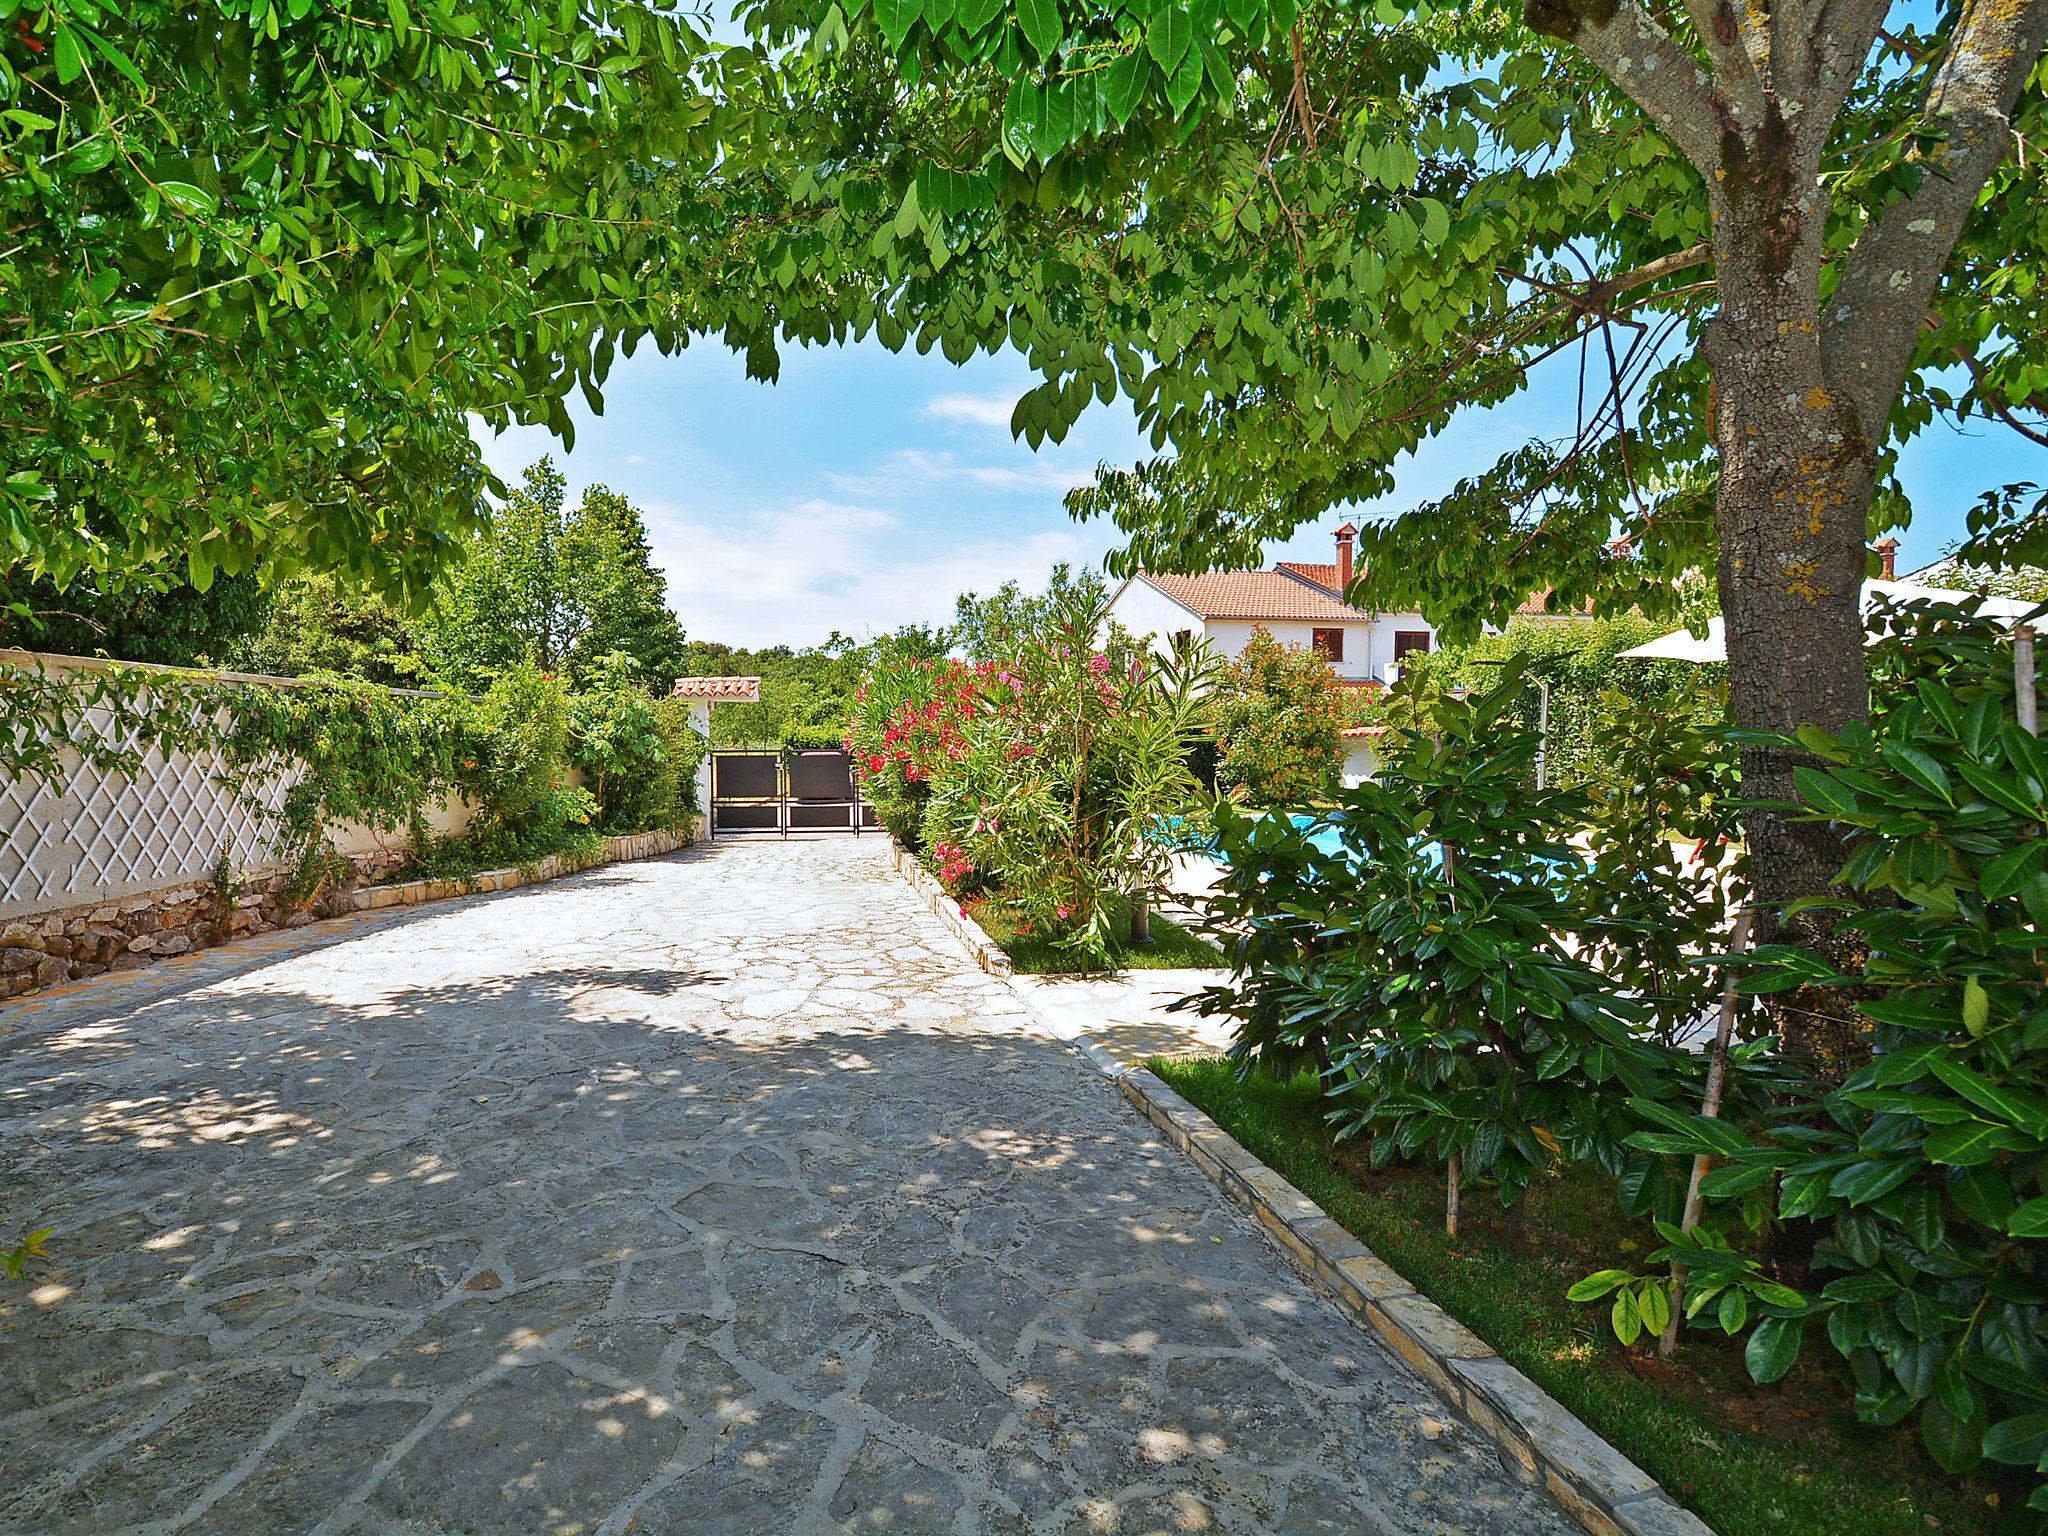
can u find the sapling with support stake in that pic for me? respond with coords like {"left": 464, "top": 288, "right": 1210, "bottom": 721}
{"left": 1661, "top": 907, "right": 1755, "bottom": 1359}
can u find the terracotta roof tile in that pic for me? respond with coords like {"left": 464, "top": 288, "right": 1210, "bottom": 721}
{"left": 1136, "top": 570, "right": 1374, "bottom": 624}
{"left": 1276, "top": 561, "right": 1343, "bottom": 594}
{"left": 671, "top": 675, "right": 762, "bottom": 702}
{"left": 1515, "top": 589, "right": 1595, "bottom": 617}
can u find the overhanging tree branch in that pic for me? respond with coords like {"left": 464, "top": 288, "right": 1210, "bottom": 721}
{"left": 1821, "top": 0, "right": 2048, "bottom": 434}
{"left": 1522, "top": 0, "right": 1735, "bottom": 174}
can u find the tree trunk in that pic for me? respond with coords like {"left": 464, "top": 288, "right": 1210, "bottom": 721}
{"left": 1707, "top": 146, "right": 1872, "bottom": 1075}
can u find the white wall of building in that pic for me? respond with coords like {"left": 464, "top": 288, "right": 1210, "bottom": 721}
{"left": 1341, "top": 740, "right": 1381, "bottom": 788}
{"left": 1359, "top": 612, "right": 1436, "bottom": 683}
{"left": 1105, "top": 579, "right": 1206, "bottom": 652}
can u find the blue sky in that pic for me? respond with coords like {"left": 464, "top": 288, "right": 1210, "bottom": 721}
{"left": 474, "top": 339, "right": 2047, "bottom": 650}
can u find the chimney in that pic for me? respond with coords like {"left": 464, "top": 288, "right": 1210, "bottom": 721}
{"left": 1335, "top": 522, "right": 1358, "bottom": 596}
{"left": 1873, "top": 536, "right": 1899, "bottom": 581}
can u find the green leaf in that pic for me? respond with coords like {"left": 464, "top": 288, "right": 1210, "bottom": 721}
{"left": 1923, "top": 1121, "right": 2022, "bottom": 1166}
{"left": 1962, "top": 975, "right": 1991, "bottom": 1038}
{"left": 1927, "top": 1057, "right": 2048, "bottom": 1137}
{"left": 1921, "top": 1398, "right": 1983, "bottom": 1475}
{"left": 1611, "top": 1289, "right": 1641, "bottom": 1346}
{"left": 157, "top": 181, "right": 222, "bottom": 219}
{"left": 1146, "top": 5, "right": 1193, "bottom": 73}
{"left": 872, "top": 0, "right": 920, "bottom": 48}
{"left": 1745, "top": 1316, "right": 1802, "bottom": 1384}
{"left": 1567, "top": 1269, "right": 1632, "bottom": 1301}
{"left": 1982, "top": 841, "right": 2047, "bottom": 901}
{"left": 1165, "top": 42, "right": 1204, "bottom": 112}
{"left": 52, "top": 21, "right": 84, "bottom": 84}
{"left": 1717, "top": 1286, "right": 1748, "bottom": 1334}
{"left": 1794, "top": 765, "right": 1864, "bottom": 820}
{"left": 2010, "top": 1196, "right": 2048, "bottom": 1238}
{"left": 1982, "top": 1412, "right": 2048, "bottom": 1468}
{"left": 1881, "top": 741, "right": 1952, "bottom": 802}
{"left": 1636, "top": 1280, "right": 1671, "bottom": 1336}
{"left": 1000, "top": 77, "right": 1042, "bottom": 167}
{"left": 1016, "top": 0, "right": 1062, "bottom": 58}
{"left": 1829, "top": 1159, "right": 1914, "bottom": 1206}
{"left": 1103, "top": 48, "right": 1147, "bottom": 124}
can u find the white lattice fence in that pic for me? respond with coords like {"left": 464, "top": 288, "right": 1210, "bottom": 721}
{"left": 1, "top": 663, "right": 302, "bottom": 921}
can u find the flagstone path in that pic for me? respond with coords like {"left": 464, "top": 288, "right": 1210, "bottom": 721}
{"left": 0, "top": 837, "right": 1576, "bottom": 1535}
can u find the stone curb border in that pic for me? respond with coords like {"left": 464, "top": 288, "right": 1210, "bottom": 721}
{"left": 885, "top": 840, "right": 1013, "bottom": 976}
{"left": 1109, "top": 1061, "right": 1716, "bottom": 1536}
{"left": 872, "top": 848, "right": 1714, "bottom": 1536}
{"left": 349, "top": 823, "right": 701, "bottom": 913}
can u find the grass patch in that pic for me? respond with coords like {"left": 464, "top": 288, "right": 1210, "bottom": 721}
{"left": 971, "top": 894, "right": 1225, "bottom": 974}
{"left": 1151, "top": 1055, "right": 1990, "bottom": 1536}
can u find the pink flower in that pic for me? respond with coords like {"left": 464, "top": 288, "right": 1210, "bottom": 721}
{"left": 1088, "top": 653, "right": 1110, "bottom": 676}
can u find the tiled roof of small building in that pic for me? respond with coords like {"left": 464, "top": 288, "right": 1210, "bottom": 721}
{"left": 1132, "top": 570, "right": 1374, "bottom": 624}
{"left": 1276, "top": 561, "right": 1343, "bottom": 594}
{"left": 671, "top": 676, "right": 762, "bottom": 702}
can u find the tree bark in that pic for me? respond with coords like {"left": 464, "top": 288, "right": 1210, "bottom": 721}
{"left": 1525, "top": 0, "right": 2048, "bottom": 1069}
{"left": 1706, "top": 153, "right": 1873, "bottom": 1069}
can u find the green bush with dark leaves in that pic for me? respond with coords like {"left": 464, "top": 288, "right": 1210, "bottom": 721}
{"left": 1188, "top": 664, "right": 1769, "bottom": 1235}
{"left": 568, "top": 653, "right": 702, "bottom": 834}
{"left": 1622, "top": 602, "right": 2048, "bottom": 1511}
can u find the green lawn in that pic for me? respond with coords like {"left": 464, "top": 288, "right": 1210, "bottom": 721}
{"left": 972, "top": 894, "right": 1225, "bottom": 974}
{"left": 1151, "top": 1056, "right": 1991, "bottom": 1536}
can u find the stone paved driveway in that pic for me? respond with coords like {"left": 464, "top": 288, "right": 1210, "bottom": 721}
{"left": 0, "top": 838, "right": 1575, "bottom": 1536}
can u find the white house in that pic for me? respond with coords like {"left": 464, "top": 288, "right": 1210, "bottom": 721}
{"left": 1105, "top": 524, "right": 1436, "bottom": 786}
{"left": 1107, "top": 523, "right": 1438, "bottom": 691}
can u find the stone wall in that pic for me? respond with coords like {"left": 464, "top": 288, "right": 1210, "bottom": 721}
{"left": 0, "top": 850, "right": 404, "bottom": 1000}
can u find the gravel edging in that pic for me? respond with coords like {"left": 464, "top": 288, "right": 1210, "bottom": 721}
{"left": 1110, "top": 1061, "right": 1717, "bottom": 1536}
{"left": 350, "top": 824, "right": 701, "bottom": 912}
{"left": 885, "top": 839, "right": 1013, "bottom": 976}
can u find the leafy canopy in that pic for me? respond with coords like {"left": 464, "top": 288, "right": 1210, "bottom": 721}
{"left": 678, "top": 0, "right": 2046, "bottom": 635}
{"left": 1, "top": 0, "right": 718, "bottom": 599}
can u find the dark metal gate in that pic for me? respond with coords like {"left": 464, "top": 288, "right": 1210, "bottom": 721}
{"left": 710, "top": 750, "right": 876, "bottom": 837}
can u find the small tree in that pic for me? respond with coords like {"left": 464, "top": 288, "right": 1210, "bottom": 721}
{"left": 1210, "top": 627, "right": 1346, "bottom": 807}
{"left": 422, "top": 460, "right": 685, "bottom": 690}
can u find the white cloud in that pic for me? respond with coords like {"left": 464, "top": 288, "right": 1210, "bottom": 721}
{"left": 636, "top": 495, "right": 1101, "bottom": 650}
{"left": 923, "top": 390, "right": 1020, "bottom": 429}
{"left": 826, "top": 447, "right": 1098, "bottom": 501}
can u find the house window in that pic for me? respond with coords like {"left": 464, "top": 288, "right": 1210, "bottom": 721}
{"left": 1310, "top": 627, "right": 1345, "bottom": 661}
{"left": 1393, "top": 630, "right": 1432, "bottom": 659}
{"left": 1171, "top": 629, "right": 1194, "bottom": 652}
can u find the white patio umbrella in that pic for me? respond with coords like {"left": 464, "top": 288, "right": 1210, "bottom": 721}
{"left": 1618, "top": 580, "right": 2042, "bottom": 662}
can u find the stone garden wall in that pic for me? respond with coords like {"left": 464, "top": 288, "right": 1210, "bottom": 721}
{"left": 1, "top": 649, "right": 700, "bottom": 1003}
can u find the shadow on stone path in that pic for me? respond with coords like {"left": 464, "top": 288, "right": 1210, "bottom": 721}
{"left": 0, "top": 837, "right": 1576, "bottom": 1535}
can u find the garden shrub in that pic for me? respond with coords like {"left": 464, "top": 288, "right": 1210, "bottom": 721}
{"left": 1208, "top": 626, "right": 1346, "bottom": 806}
{"left": 846, "top": 580, "right": 1213, "bottom": 963}
{"left": 568, "top": 652, "right": 696, "bottom": 833}
{"left": 1189, "top": 663, "right": 1767, "bottom": 1231}
{"left": 921, "top": 584, "right": 1210, "bottom": 962}
{"left": 844, "top": 639, "right": 983, "bottom": 846}
{"left": 449, "top": 662, "right": 594, "bottom": 857}
{"left": 1398, "top": 615, "right": 1721, "bottom": 799}
{"left": 1592, "top": 600, "right": 2048, "bottom": 1513}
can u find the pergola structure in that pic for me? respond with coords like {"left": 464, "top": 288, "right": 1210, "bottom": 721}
{"left": 671, "top": 676, "right": 761, "bottom": 828}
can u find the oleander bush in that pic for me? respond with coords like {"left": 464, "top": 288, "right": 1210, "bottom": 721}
{"left": 847, "top": 580, "right": 1213, "bottom": 964}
